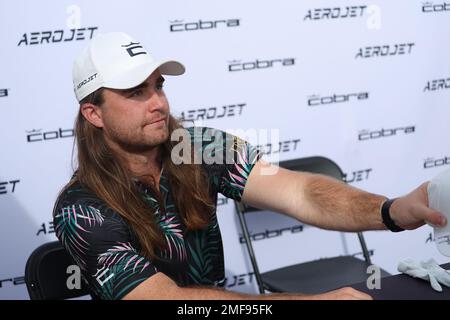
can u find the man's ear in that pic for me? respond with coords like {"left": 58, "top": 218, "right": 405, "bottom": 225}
{"left": 80, "top": 103, "right": 104, "bottom": 128}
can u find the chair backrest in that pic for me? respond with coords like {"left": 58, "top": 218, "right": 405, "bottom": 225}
{"left": 25, "top": 241, "right": 92, "bottom": 300}
{"left": 280, "top": 156, "right": 344, "bottom": 178}
{"left": 235, "top": 156, "right": 372, "bottom": 293}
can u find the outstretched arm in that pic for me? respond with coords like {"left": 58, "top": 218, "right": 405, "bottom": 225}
{"left": 241, "top": 160, "right": 447, "bottom": 231}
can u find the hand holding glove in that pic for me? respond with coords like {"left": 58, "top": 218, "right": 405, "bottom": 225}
{"left": 398, "top": 258, "right": 450, "bottom": 292}
{"left": 428, "top": 168, "right": 450, "bottom": 256}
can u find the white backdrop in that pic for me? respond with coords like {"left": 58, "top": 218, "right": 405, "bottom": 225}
{"left": 1, "top": 0, "right": 450, "bottom": 299}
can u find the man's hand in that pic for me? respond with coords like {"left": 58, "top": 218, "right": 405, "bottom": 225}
{"left": 308, "top": 287, "right": 373, "bottom": 300}
{"left": 390, "top": 182, "right": 447, "bottom": 230}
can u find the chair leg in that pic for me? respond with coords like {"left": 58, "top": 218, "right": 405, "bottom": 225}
{"left": 234, "top": 201, "right": 266, "bottom": 294}
{"left": 357, "top": 232, "right": 372, "bottom": 265}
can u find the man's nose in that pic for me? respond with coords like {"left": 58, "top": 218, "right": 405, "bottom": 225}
{"left": 147, "top": 92, "right": 167, "bottom": 112}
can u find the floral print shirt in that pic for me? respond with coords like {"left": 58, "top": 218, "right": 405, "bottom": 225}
{"left": 53, "top": 127, "right": 261, "bottom": 299}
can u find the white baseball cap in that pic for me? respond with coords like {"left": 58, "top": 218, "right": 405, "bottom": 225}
{"left": 72, "top": 32, "right": 185, "bottom": 102}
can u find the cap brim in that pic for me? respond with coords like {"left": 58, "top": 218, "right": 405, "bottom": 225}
{"left": 159, "top": 60, "right": 185, "bottom": 76}
{"left": 103, "top": 60, "right": 185, "bottom": 90}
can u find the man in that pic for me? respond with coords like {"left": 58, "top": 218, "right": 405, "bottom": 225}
{"left": 53, "top": 32, "right": 447, "bottom": 300}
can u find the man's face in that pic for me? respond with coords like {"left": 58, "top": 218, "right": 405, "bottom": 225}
{"left": 100, "top": 70, "right": 170, "bottom": 153}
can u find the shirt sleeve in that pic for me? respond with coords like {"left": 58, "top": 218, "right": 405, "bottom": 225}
{"left": 186, "top": 127, "right": 262, "bottom": 201}
{"left": 53, "top": 197, "right": 158, "bottom": 300}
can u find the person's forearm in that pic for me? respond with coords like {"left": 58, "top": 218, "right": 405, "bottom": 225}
{"left": 173, "top": 287, "right": 369, "bottom": 300}
{"left": 167, "top": 286, "right": 302, "bottom": 300}
{"left": 291, "top": 172, "right": 387, "bottom": 231}
{"left": 123, "top": 271, "right": 372, "bottom": 300}
{"left": 123, "top": 273, "right": 303, "bottom": 300}
{"left": 128, "top": 284, "right": 366, "bottom": 300}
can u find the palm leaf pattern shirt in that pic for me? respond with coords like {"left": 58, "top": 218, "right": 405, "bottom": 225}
{"left": 53, "top": 127, "right": 261, "bottom": 300}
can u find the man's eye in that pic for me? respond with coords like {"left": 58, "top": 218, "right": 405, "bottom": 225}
{"left": 132, "top": 89, "right": 143, "bottom": 97}
{"left": 156, "top": 83, "right": 164, "bottom": 90}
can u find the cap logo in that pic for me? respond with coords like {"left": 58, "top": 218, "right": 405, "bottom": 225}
{"left": 121, "top": 41, "right": 147, "bottom": 57}
{"left": 77, "top": 73, "right": 98, "bottom": 90}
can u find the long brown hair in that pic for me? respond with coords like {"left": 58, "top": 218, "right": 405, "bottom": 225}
{"left": 62, "top": 88, "right": 214, "bottom": 260}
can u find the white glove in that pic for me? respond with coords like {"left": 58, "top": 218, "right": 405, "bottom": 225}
{"left": 398, "top": 258, "right": 450, "bottom": 292}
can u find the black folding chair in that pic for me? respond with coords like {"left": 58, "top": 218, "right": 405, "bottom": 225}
{"left": 235, "top": 156, "right": 390, "bottom": 294}
{"left": 25, "top": 241, "right": 94, "bottom": 300}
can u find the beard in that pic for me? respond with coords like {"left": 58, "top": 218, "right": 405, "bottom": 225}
{"left": 105, "top": 119, "right": 170, "bottom": 154}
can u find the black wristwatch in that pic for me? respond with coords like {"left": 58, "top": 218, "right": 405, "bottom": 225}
{"left": 381, "top": 198, "right": 405, "bottom": 232}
